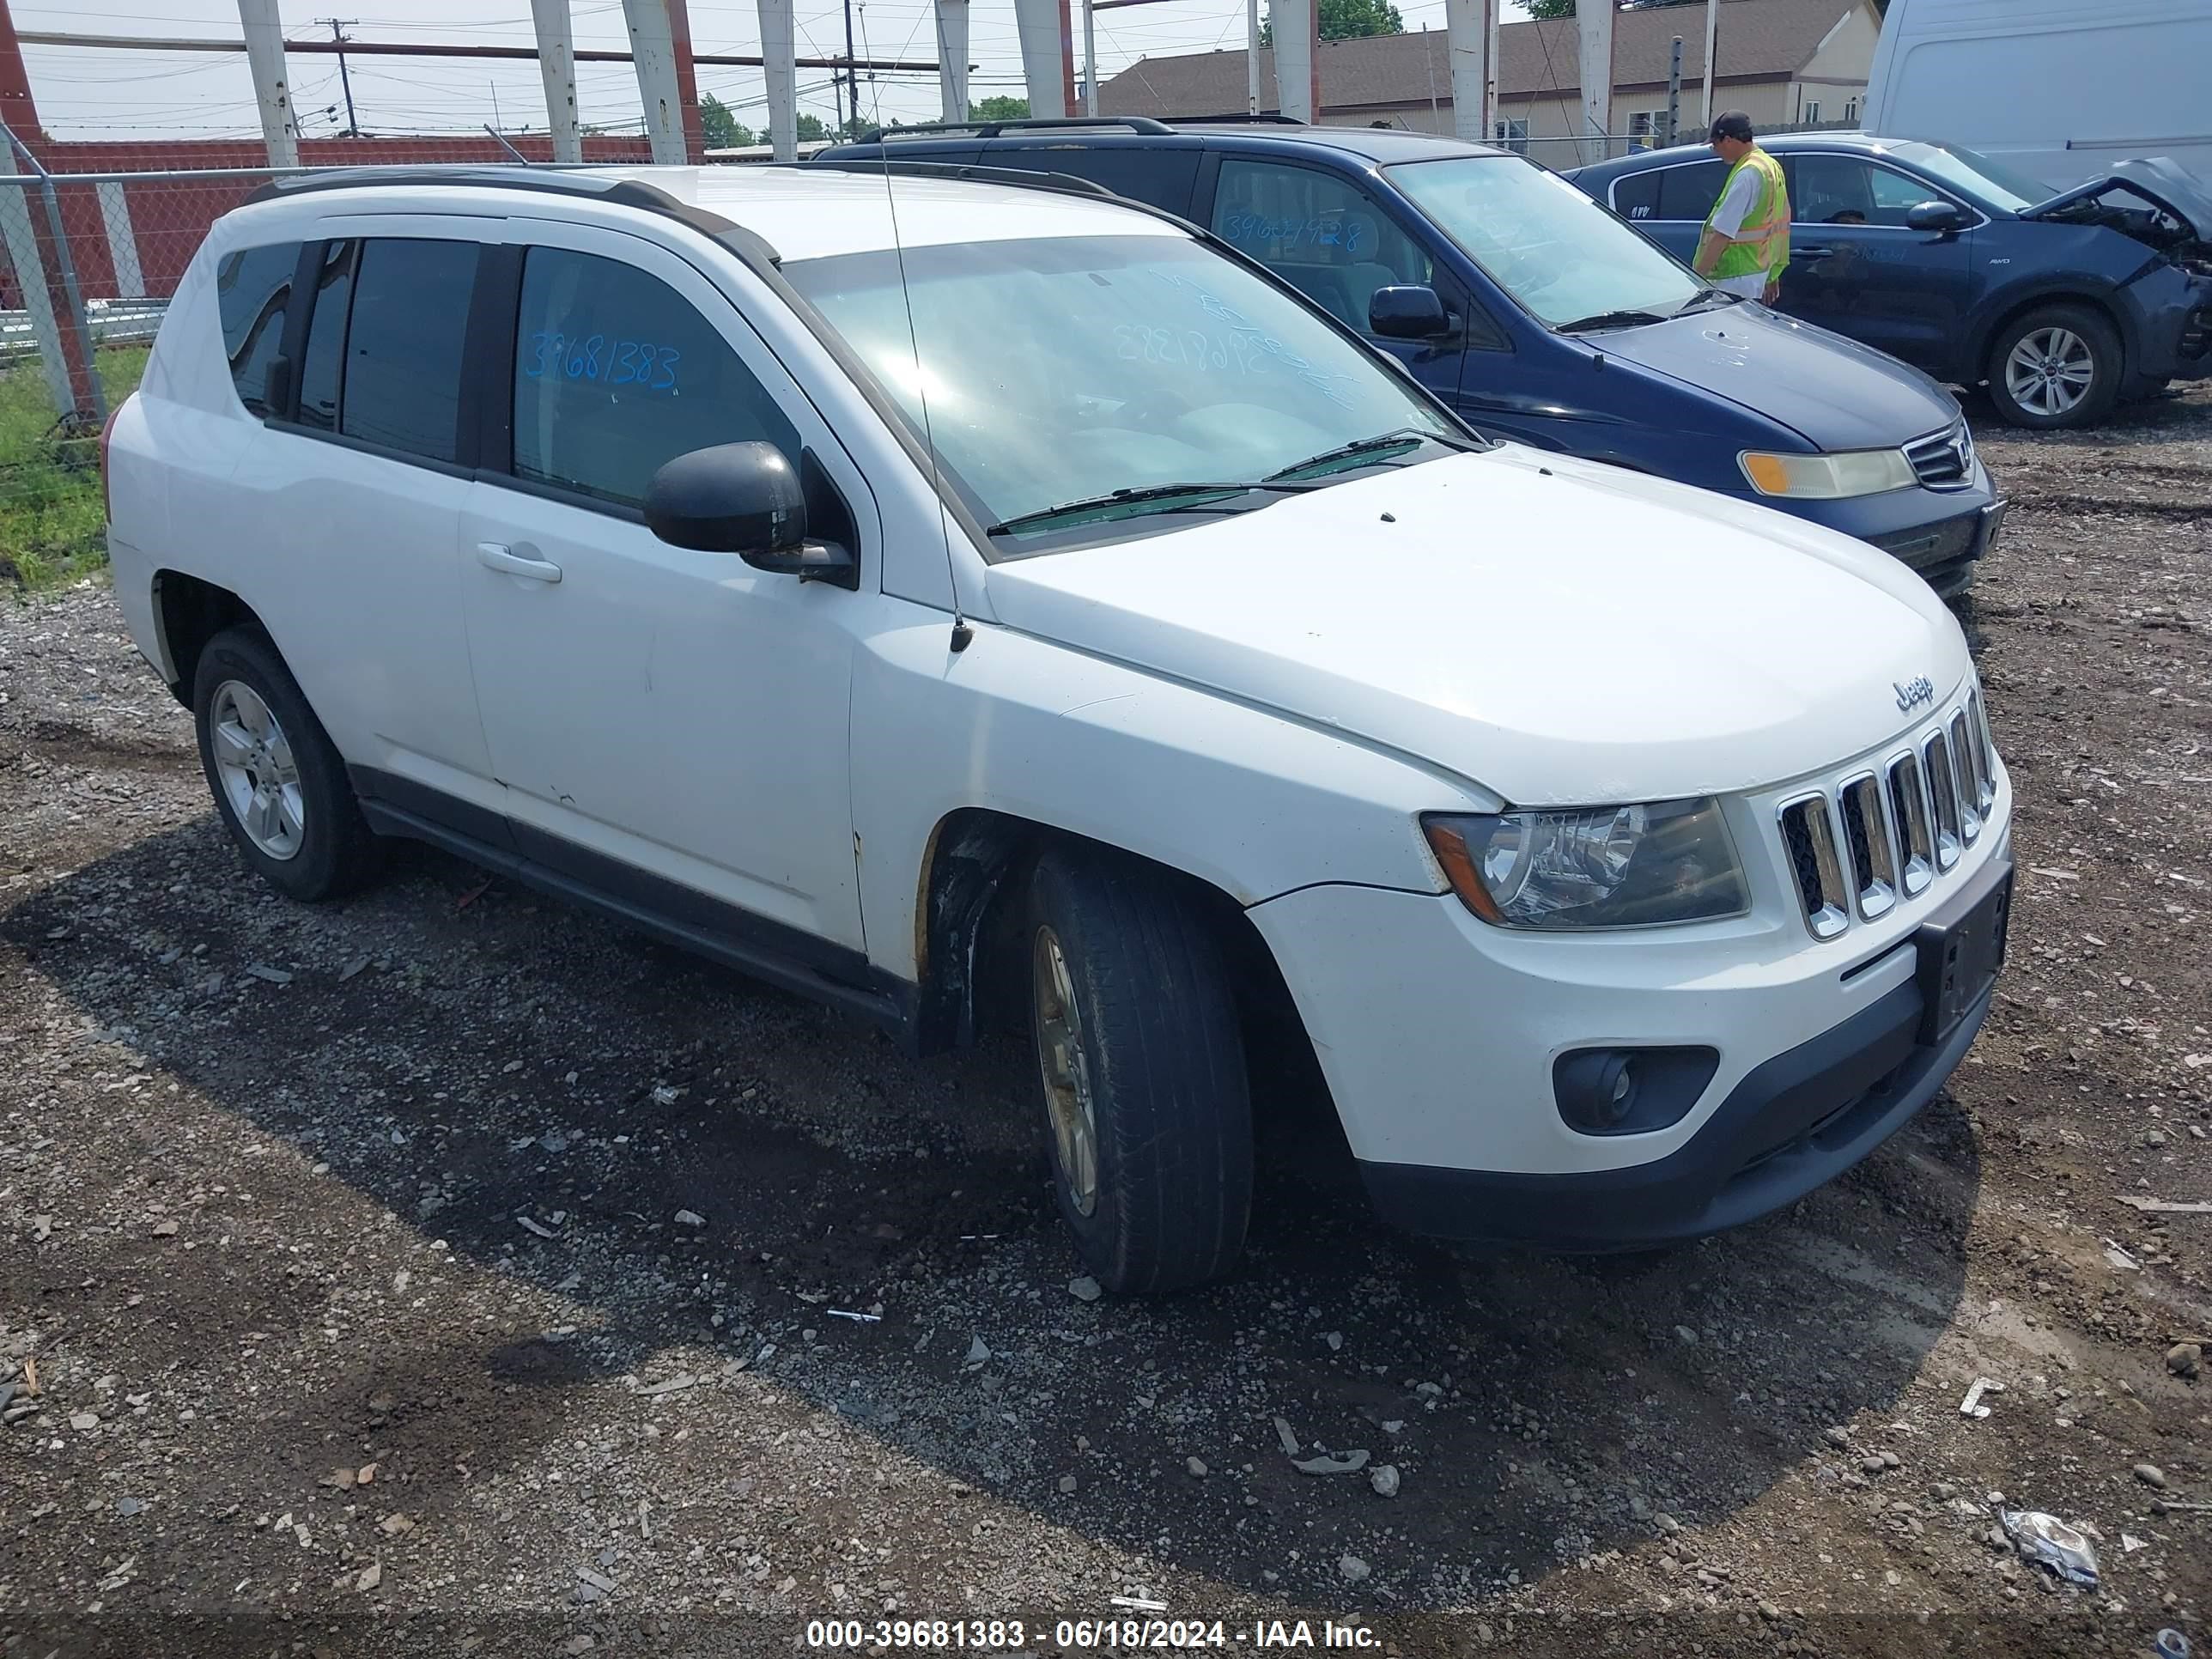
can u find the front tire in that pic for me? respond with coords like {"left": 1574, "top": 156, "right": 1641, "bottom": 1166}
{"left": 1985, "top": 303, "right": 2122, "bottom": 428}
{"left": 192, "top": 627, "right": 383, "bottom": 902}
{"left": 1025, "top": 849, "right": 1253, "bottom": 1293}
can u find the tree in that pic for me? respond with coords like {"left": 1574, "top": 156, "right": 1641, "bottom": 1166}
{"left": 969, "top": 95, "right": 1030, "bottom": 122}
{"left": 699, "top": 93, "right": 756, "bottom": 150}
{"left": 796, "top": 112, "right": 832, "bottom": 142}
{"left": 1261, "top": 0, "right": 1403, "bottom": 44}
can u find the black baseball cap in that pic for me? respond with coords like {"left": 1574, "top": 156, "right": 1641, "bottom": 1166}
{"left": 1709, "top": 111, "right": 1755, "bottom": 143}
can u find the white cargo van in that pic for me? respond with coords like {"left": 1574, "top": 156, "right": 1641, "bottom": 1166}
{"left": 1864, "top": 0, "right": 2212, "bottom": 191}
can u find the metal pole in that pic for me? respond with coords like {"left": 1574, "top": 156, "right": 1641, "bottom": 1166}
{"left": 1244, "top": 0, "right": 1259, "bottom": 116}
{"left": 1, "top": 121, "right": 103, "bottom": 427}
{"left": 842, "top": 0, "right": 857, "bottom": 135}
{"left": 1665, "top": 36, "right": 1680, "bottom": 147}
{"left": 1700, "top": 0, "right": 1718, "bottom": 127}
{"left": 1083, "top": 0, "right": 1097, "bottom": 114}
{"left": 319, "top": 19, "right": 360, "bottom": 135}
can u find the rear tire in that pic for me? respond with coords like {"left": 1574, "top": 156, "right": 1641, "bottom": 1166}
{"left": 1984, "top": 302, "right": 2122, "bottom": 429}
{"left": 192, "top": 627, "right": 383, "bottom": 902}
{"left": 1025, "top": 848, "right": 1253, "bottom": 1293}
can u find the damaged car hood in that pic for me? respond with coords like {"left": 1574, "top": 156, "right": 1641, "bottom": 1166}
{"left": 2022, "top": 157, "right": 2212, "bottom": 245}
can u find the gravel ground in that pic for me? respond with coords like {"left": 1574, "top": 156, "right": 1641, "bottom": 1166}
{"left": 2, "top": 386, "right": 2209, "bottom": 1659}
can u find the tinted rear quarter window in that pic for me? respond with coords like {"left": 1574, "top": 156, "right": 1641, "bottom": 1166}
{"left": 986, "top": 143, "right": 1202, "bottom": 213}
{"left": 1657, "top": 159, "right": 1729, "bottom": 222}
{"left": 1608, "top": 168, "right": 1662, "bottom": 221}
{"left": 214, "top": 241, "right": 298, "bottom": 415}
{"left": 341, "top": 238, "right": 479, "bottom": 463}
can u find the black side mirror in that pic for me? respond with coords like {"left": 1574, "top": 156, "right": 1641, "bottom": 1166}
{"left": 1906, "top": 200, "right": 1963, "bottom": 235}
{"left": 1369, "top": 284, "right": 1452, "bottom": 340}
{"left": 644, "top": 441, "right": 857, "bottom": 586}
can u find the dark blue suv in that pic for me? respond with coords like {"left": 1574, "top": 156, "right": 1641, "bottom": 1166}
{"left": 817, "top": 119, "right": 2002, "bottom": 595}
{"left": 1566, "top": 137, "right": 2212, "bottom": 431}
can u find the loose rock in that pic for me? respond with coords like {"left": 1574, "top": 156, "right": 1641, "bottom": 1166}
{"left": 1338, "top": 1554, "right": 1370, "bottom": 1583}
{"left": 1068, "top": 1276, "right": 1102, "bottom": 1303}
{"left": 2135, "top": 1463, "right": 2168, "bottom": 1489}
{"left": 1370, "top": 1463, "right": 1400, "bottom": 1498}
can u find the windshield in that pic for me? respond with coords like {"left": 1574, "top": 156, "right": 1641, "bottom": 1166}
{"left": 1388, "top": 155, "right": 1705, "bottom": 328}
{"left": 1881, "top": 140, "right": 2051, "bottom": 212}
{"left": 781, "top": 234, "right": 1457, "bottom": 544}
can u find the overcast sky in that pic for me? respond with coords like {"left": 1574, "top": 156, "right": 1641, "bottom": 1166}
{"left": 18, "top": 0, "right": 1538, "bottom": 143}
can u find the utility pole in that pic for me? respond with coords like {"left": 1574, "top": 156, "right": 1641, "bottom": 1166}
{"left": 1664, "top": 35, "right": 1680, "bottom": 146}
{"left": 1700, "top": 0, "right": 1719, "bottom": 127}
{"left": 841, "top": 0, "right": 857, "bottom": 137}
{"left": 318, "top": 17, "right": 358, "bottom": 136}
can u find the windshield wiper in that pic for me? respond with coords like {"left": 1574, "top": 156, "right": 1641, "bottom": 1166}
{"left": 988, "top": 480, "right": 1314, "bottom": 536}
{"left": 1680, "top": 288, "right": 1745, "bottom": 313}
{"left": 1264, "top": 427, "right": 1472, "bottom": 483}
{"left": 1554, "top": 307, "right": 1671, "bottom": 334}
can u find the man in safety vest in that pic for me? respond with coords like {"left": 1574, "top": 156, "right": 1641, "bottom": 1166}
{"left": 1692, "top": 111, "right": 1790, "bottom": 304}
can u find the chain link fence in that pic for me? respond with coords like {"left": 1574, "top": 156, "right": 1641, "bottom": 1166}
{"left": 0, "top": 141, "right": 661, "bottom": 587}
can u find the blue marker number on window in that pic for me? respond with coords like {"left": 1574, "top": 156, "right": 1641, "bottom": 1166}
{"left": 525, "top": 325, "right": 681, "bottom": 394}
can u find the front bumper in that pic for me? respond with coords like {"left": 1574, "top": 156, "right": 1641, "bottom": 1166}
{"left": 1358, "top": 860, "right": 2006, "bottom": 1249}
{"left": 1718, "top": 459, "right": 2001, "bottom": 594}
{"left": 2124, "top": 265, "right": 2212, "bottom": 383}
{"left": 1243, "top": 724, "right": 2012, "bottom": 1250}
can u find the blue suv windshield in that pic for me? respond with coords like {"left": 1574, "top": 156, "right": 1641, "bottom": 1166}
{"left": 1390, "top": 155, "right": 1705, "bottom": 327}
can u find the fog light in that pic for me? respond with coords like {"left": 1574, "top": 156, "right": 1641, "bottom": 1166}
{"left": 1555, "top": 1050, "right": 1638, "bottom": 1133}
{"left": 1553, "top": 1046, "right": 1720, "bottom": 1137}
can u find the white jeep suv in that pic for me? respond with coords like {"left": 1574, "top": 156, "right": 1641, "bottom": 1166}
{"left": 103, "top": 164, "right": 2012, "bottom": 1292}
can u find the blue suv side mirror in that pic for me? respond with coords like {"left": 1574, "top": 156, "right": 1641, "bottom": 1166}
{"left": 1906, "top": 200, "right": 1964, "bottom": 237}
{"left": 1370, "top": 284, "right": 1454, "bottom": 340}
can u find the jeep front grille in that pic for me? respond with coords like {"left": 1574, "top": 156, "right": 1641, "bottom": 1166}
{"left": 1778, "top": 690, "right": 1998, "bottom": 940}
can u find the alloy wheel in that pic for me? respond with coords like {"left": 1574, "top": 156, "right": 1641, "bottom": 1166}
{"left": 2004, "top": 325, "right": 2095, "bottom": 418}
{"left": 209, "top": 679, "right": 306, "bottom": 860}
{"left": 1032, "top": 924, "right": 1099, "bottom": 1218}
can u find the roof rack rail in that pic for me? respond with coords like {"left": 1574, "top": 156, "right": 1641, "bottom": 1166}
{"left": 1158, "top": 112, "right": 1307, "bottom": 125}
{"left": 853, "top": 115, "right": 1175, "bottom": 143}
{"left": 804, "top": 156, "right": 1120, "bottom": 198}
{"left": 241, "top": 164, "right": 783, "bottom": 266}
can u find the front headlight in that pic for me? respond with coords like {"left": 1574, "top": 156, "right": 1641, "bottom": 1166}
{"left": 1424, "top": 798, "right": 1748, "bottom": 929}
{"left": 1739, "top": 447, "right": 1917, "bottom": 499}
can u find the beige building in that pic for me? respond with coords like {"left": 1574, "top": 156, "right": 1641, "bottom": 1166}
{"left": 1097, "top": 0, "right": 1882, "bottom": 162}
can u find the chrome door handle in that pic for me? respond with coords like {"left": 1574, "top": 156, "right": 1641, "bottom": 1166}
{"left": 477, "top": 541, "right": 562, "bottom": 583}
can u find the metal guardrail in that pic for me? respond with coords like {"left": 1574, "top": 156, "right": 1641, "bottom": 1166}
{"left": 0, "top": 295, "right": 164, "bottom": 360}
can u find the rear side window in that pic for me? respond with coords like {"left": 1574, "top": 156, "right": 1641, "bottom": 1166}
{"left": 341, "top": 239, "right": 479, "bottom": 463}
{"left": 509, "top": 246, "right": 798, "bottom": 508}
{"left": 991, "top": 144, "right": 1201, "bottom": 213}
{"left": 1609, "top": 168, "right": 1662, "bottom": 221}
{"left": 1656, "top": 159, "right": 1729, "bottom": 222}
{"left": 295, "top": 240, "right": 356, "bottom": 432}
{"left": 213, "top": 242, "right": 298, "bottom": 416}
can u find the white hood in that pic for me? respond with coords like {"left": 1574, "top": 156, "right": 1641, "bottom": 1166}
{"left": 985, "top": 446, "right": 1973, "bottom": 807}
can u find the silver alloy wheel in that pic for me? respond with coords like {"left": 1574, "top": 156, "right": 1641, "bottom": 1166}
{"left": 1032, "top": 924, "right": 1098, "bottom": 1218}
{"left": 209, "top": 679, "right": 306, "bottom": 860}
{"left": 2004, "top": 325, "right": 2095, "bottom": 418}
